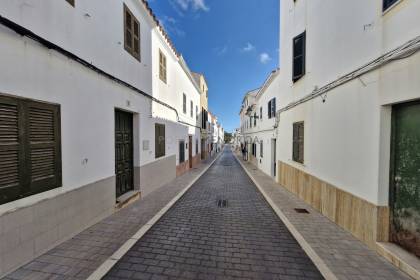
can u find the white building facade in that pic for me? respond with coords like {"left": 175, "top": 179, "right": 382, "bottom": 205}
{"left": 240, "top": 70, "right": 280, "bottom": 178}
{"left": 0, "top": 0, "right": 207, "bottom": 275}
{"left": 275, "top": 0, "right": 420, "bottom": 272}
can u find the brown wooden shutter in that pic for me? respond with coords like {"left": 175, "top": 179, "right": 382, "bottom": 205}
{"left": 133, "top": 20, "right": 140, "bottom": 59}
{"left": 124, "top": 7, "right": 133, "bottom": 51}
{"left": 27, "top": 102, "right": 61, "bottom": 193}
{"left": 0, "top": 97, "right": 21, "bottom": 204}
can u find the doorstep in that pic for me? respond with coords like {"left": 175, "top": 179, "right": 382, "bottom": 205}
{"left": 115, "top": 190, "right": 141, "bottom": 210}
{"left": 377, "top": 242, "right": 420, "bottom": 280}
{"left": 235, "top": 153, "right": 412, "bottom": 280}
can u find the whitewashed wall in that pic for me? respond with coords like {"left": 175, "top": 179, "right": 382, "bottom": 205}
{"left": 277, "top": 0, "right": 420, "bottom": 205}
{"left": 0, "top": 0, "right": 157, "bottom": 212}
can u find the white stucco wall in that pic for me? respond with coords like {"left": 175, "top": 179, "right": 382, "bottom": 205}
{"left": 0, "top": 0, "right": 203, "bottom": 213}
{"left": 276, "top": 0, "right": 420, "bottom": 205}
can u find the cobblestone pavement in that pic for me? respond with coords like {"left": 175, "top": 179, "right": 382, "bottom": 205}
{"left": 2, "top": 156, "right": 218, "bottom": 280}
{"left": 237, "top": 153, "right": 411, "bottom": 280}
{"left": 104, "top": 148, "right": 323, "bottom": 280}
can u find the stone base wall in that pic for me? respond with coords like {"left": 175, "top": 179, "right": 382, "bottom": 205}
{"left": 176, "top": 161, "right": 190, "bottom": 177}
{"left": 0, "top": 176, "right": 116, "bottom": 277}
{"left": 192, "top": 154, "right": 201, "bottom": 168}
{"left": 138, "top": 155, "right": 176, "bottom": 198}
{"left": 278, "top": 161, "right": 389, "bottom": 249}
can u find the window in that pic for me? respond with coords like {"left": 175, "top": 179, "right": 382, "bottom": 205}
{"left": 195, "top": 139, "right": 199, "bottom": 154}
{"left": 155, "top": 123, "right": 165, "bottom": 158}
{"left": 179, "top": 140, "right": 185, "bottom": 163}
{"left": 293, "top": 31, "right": 306, "bottom": 82}
{"left": 159, "top": 50, "right": 167, "bottom": 83}
{"left": 260, "top": 141, "right": 263, "bottom": 158}
{"left": 252, "top": 143, "right": 257, "bottom": 157}
{"left": 196, "top": 106, "right": 198, "bottom": 121}
{"left": 254, "top": 113, "right": 257, "bottom": 126}
{"left": 124, "top": 5, "right": 140, "bottom": 61}
{"left": 0, "top": 95, "right": 62, "bottom": 205}
{"left": 383, "top": 0, "right": 399, "bottom": 11}
{"left": 268, "top": 98, "right": 276, "bottom": 119}
{"left": 249, "top": 116, "right": 252, "bottom": 128}
{"left": 260, "top": 107, "right": 263, "bottom": 121}
{"left": 190, "top": 101, "right": 193, "bottom": 118}
{"left": 183, "top": 94, "right": 187, "bottom": 114}
{"left": 293, "top": 122, "right": 304, "bottom": 164}
{"left": 201, "top": 108, "right": 208, "bottom": 129}
{"left": 66, "top": 0, "right": 75, "bottom": 6}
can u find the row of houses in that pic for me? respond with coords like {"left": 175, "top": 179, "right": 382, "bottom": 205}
{"left": 237, "top": 0, "right": 420, "bottom": 276}
{"left": 0, "top": 0, "right": 224, "bottom": 276}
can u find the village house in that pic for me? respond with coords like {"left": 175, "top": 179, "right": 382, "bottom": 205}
{"left": 239, "top": 69, "right": 280, "bottom": 178}
{"left": 237, "top": 0, "right": 420, "bottom": 276}
{"left": 0, "top": 0, "right": 220, "bottom": 276}
{"left": 275, "top": 0, "right": 420, "bottom": 275}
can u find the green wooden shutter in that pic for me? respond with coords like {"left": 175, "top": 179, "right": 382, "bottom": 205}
{"left": 298, "top": 122, "right": 304, "bottom": 163}
{"left": 155, "top": 124, "right": 160, "bottom": 158}
{"left": 292, "top": 123, "right": 298, "bottom": 162}
{"left": 155, "top": 123, "right": 165, "bottom": 158}
{"left": 160, "top": 124, "right": 165, "bottom": 157}
{"left": 0, "top": 96, "right": 61, "bottom": 205}
{"left": 27, "top": 101, "right": 62, "bottom": 194}
{"left": 0, "top": 97, "right": 22, "bottom": 204}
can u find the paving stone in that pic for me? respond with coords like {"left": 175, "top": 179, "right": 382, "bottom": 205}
{"left": 237, "top": 151, "right": 412, "bottom": 280}
{"left": 105, "top": 149, "right": 323, "bottom": 279}
{"left": 2, "top": 155, "right": 218, "bottom": 280}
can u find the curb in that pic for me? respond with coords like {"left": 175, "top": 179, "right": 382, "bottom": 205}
{"left": 234, "top": 153, "right": 338, "bottom": 280}
{"left": 87, "top": 151, "right": 223, "bottom": 280}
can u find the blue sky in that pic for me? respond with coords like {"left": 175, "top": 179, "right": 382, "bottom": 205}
{"left": 148, "top": 0, "right": 280, "bottom": 132}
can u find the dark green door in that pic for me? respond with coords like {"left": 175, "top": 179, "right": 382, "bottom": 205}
{"left": 390, "top": 101, "right": 420, "bottom": 257}
{"left": 115, "top": 110, "right": 133, "bottom": 198}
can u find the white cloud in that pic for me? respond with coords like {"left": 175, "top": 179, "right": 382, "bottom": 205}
{"left": 259, "top": 53, "right": 272, "bottom": 64}
{"left": 241, "top": 42, "right": 255, "bottom": 52}
{"left": 159, "top": 15, "right": 186, "bottom": 37}
{"left": 174, "top": 0, "right": 210, "bottom": 12}
{"left": 214, "top": 45, "right": 228, "bottom": 56}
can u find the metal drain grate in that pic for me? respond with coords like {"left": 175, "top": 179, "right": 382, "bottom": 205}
{"left": 217, "top": 199, "right": 228, "bottom": 208}
{"left": 294, "top": 208, "right": 310, "bottom": 214}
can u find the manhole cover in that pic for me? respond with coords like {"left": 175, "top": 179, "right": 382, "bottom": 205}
{"left": 217, "top": 199, "right": 228, "bottom": 208}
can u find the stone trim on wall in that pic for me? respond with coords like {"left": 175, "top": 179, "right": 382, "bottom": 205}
{"left": 278, "top": 161, "right": 389, "bottom": 249}
{"left": 0, "top": 176, "right": 116, "bottom": 277}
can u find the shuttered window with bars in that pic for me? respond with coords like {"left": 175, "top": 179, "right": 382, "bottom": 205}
{"left": 0, "top": 95, "right": 61, "bottom": 205}
{"left": 292, "top": 122, "right": 304, "bottom": 164}
{"left": 155, "top": 123, "right": 165, "bottom": 158}
{"left": 124, "top": 4, "right": 141, "bottom": 61}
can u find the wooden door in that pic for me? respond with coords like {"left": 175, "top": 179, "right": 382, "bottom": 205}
{"left": 115, "top": 110, "right": 133, "bottom": 198}
{"left": 189, "top": 136, "right": 193, "bottom": 168}
{"left": 390, "top": 101, "right": 420, "bottom": 257}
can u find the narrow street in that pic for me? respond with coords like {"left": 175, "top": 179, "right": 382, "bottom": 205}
{"left": 104, "top": 148, "right": 323, "bottom": 280}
